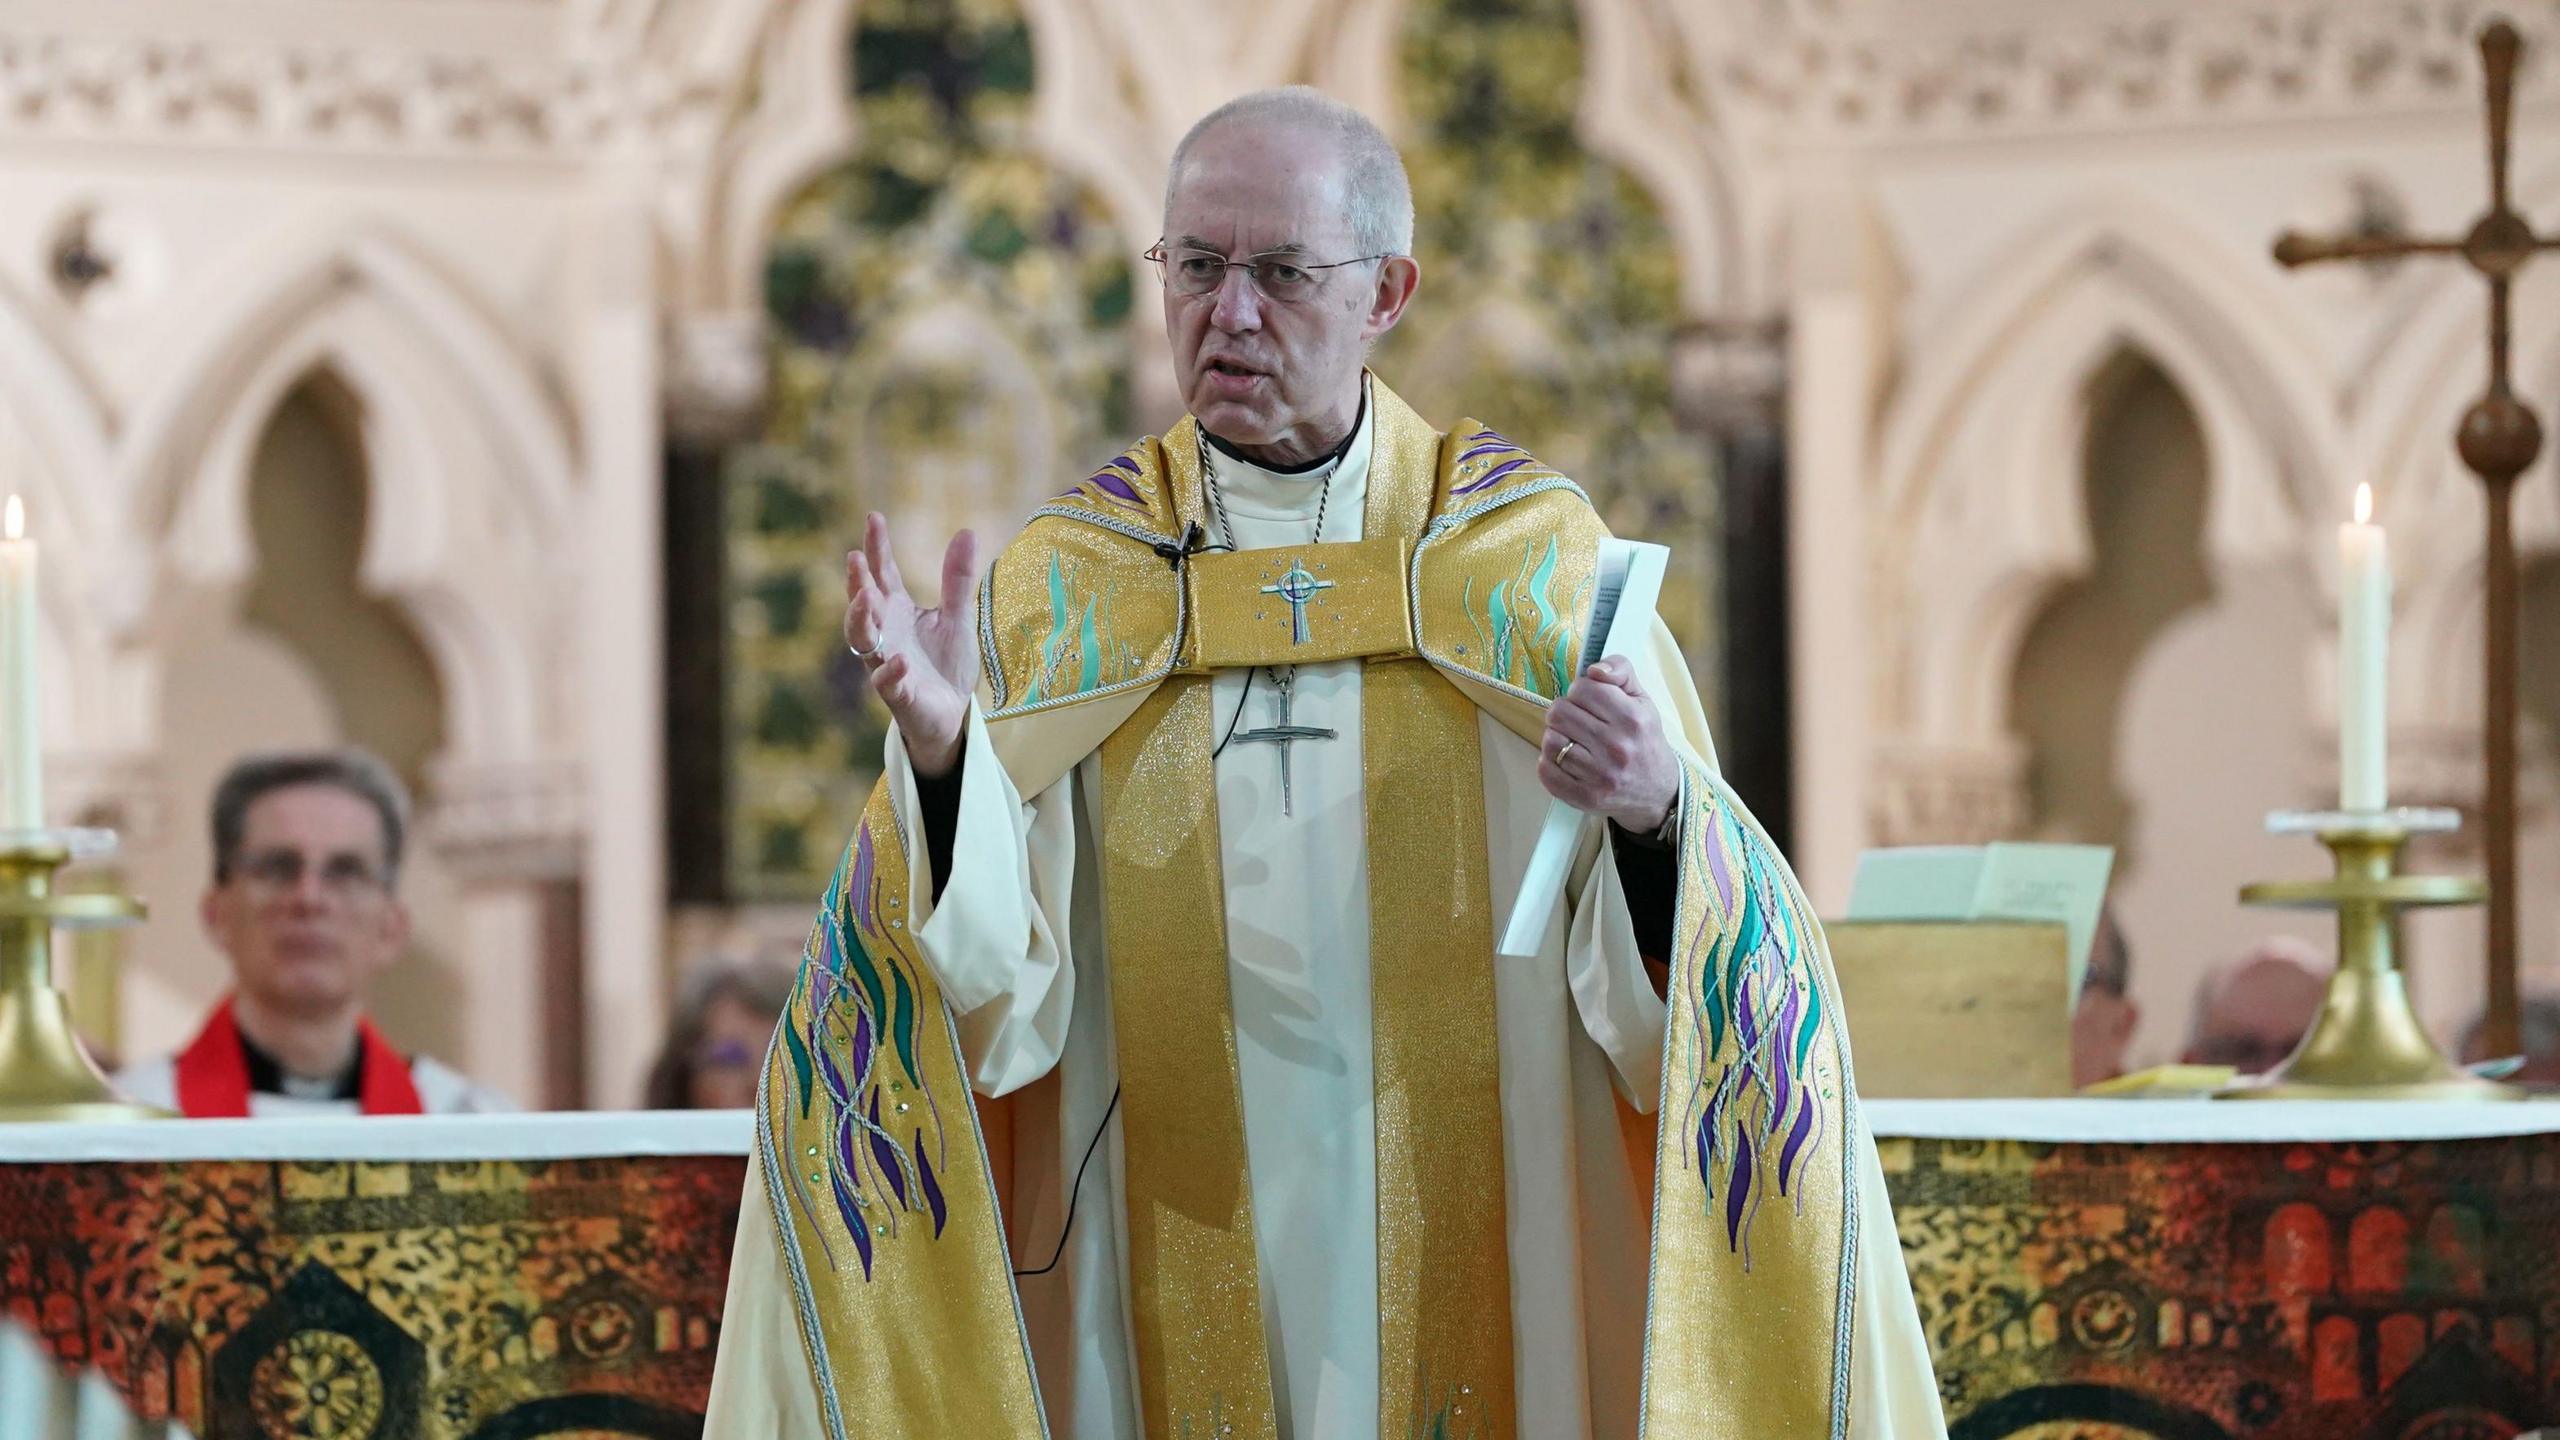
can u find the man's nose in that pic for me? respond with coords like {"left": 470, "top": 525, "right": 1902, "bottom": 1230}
{"left": 1208, "top": 266, "right": 1263, "bottom": 332}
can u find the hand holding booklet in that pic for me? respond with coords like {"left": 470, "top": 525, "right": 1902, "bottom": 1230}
{"left": 1497, "top": 539, "right": 1669, "bottom": 958}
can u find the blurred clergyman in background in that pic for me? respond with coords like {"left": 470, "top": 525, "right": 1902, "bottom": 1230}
{"left": 119, "top": 749, "right": 513, "bottom": 1117}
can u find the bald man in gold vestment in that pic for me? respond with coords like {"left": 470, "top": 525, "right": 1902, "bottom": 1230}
{"left": 706, "top": 87, "right": 1947, "bottom": 1440}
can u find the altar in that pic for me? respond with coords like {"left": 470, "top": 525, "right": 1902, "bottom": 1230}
{"left": 3, "top": 1101, "right": 2558, "bottom": 1439}
{"left": 1880, "top": 1101, "right": 2560, "bottom": 1439}
{"left": 0, "top": 1112, "right": 749, "bottom": 1439}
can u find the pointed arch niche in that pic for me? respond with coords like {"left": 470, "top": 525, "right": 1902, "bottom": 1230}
{"left": 1876, "top": 202, "right": 2333, "bottom": 773}
{"left": 126, "top": 375, "right": 475, "bottom": 1081}
{"left": 2004, "top": 352, "right": 2327, "bottom": 1068}
{"left": 716, "top": 0, "right": 1139, "bottom": 901}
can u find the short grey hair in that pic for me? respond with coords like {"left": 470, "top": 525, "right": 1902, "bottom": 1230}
{"left": 1165, "top": 87, "right": 1415, "bottom": 258}
{"left": 211, "top": 747, "right": 411, "bottom": 886}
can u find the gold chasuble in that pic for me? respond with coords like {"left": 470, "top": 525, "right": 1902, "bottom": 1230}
{"left": 730, "top": 380, "right": 1926, "bottom": 1439}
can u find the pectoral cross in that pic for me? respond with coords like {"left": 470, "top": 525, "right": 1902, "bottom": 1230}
{"left": 1230, "top": 668, "right": 1335, "bottom": 817}
{"left": 1261, "top": 559, "right": 1334, "bottom": 645}
{"left": 2273, "top": 20, "right": 2558, "bottom": 1058}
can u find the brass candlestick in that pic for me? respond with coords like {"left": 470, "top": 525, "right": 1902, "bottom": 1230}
{"left": 2220, "top": 809, "right": 2517, "bottom": 1101}
{"left": 0, "top": 829, "right": 159, "bottom": 1121}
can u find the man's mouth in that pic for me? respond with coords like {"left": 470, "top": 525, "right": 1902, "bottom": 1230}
{"left": 1206, "top": 359, "right": 1263, "bottom": 379}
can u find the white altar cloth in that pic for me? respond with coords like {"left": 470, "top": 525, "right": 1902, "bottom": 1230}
{"left": 0, "top": 1099, "right": 2556, "bottom": 1164}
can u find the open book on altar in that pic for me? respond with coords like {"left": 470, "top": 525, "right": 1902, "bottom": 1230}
{"left": 1846, "top": 843, "right": 2115, "bottom": 1005}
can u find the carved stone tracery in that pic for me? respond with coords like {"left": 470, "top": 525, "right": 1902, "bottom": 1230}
{"left": 1870, "top": 738, "right": 2032, "bottom": 849}
{"left": 1688, "top": 2, "right": 2560, "bottom": 144}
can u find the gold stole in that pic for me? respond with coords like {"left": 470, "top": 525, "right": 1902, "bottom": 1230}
{"left": 1095, "top": 407, "right": 1516, "bottom": 1437}
{"left": 754, "top": 783, "right": 1047, "bottom": 1437}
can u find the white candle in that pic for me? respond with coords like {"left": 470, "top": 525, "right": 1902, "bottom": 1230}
{"left": 2339, "top": 482, "right": 2389, "bottom": 812}
{"left": 0, "top": 496, "right": 39, "bottom": 830}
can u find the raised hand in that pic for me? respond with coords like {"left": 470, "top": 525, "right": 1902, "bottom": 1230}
{"left": 843, "top": 512, "right": 983, "bottom": 778}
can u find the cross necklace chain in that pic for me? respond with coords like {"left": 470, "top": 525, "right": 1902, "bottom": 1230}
{"left": 1205, "top": 444, "right": 1337, "bottom": 817}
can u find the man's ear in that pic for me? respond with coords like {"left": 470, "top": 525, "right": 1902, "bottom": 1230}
{"left": 1361, "top": 255, "right": 1421, "bottom": 342}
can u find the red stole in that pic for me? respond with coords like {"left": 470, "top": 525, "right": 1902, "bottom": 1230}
{"left": 172, "top": 997, "right": 426, "bottom": 1117}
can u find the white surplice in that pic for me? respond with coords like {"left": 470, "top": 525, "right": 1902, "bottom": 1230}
{"left": 707, "top": 399, "right": 1948, "bottom": 1439}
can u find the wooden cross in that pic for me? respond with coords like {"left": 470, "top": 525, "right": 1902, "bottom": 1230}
{"left": 2273, "top": 20, "right": 2560, "bottom": 1058}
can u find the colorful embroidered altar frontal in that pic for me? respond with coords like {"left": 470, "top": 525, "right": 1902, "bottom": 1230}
{"left": 1890, "top": 1130, "right": 2560, "bottom": 1439}
{"left": 0, "top": 1151, "right": 745, "bottom": 1438}
{"left": 13, "top": 1117, "right": 2560, "bottom": 1437}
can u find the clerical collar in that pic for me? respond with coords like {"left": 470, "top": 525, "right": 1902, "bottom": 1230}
{"left": 240, "top": 1027, "right": 364, "bottom": 1101}
{"left": 1201, "top": 382, "right": 1373, "bottom": 525}
{"left": 1200, "top": 382, "right": 1368, "bottom": 479}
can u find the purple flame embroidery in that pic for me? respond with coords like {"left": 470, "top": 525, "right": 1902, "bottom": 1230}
{"left": 1778, "top": 1080, "right": 1818, "bottom": 1205}
{"left": 1085, "top": 469, "right": 1144, "bottom": 508}
{"left": 849, "top": 830, "right": 877, "bottom": 929}
{"left": 869, "top": 1090, "right": 908, "bottom": 1208}
{"left": 1453, "top": 456, "right": 1534, "bottom": 496}
{"left": 1704, "top": 819, "right": 1737, "bottom": 913}
{"left": 1772, "top": 982, "right": 1800, "bottom": 1140}
{"left": 1060, "top": 454, "right": 1147, "bottom": 510}
{"left": 1726, "top": 1130, "right": 1757, "bottom": 1255}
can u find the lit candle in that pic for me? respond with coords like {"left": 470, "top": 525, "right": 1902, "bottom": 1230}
{"left": 2339, "top": 482, "right": 2389, "bottom": 812}
{"left": 0, "top": 496, "right": 38, "bottom": 830}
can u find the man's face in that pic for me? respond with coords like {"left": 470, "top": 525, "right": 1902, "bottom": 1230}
{"left": 1160, "top": 122, "right": 1418, "bottom": 463}
{"left": 202, "top": 784, "right": 410, "bottom": 1016}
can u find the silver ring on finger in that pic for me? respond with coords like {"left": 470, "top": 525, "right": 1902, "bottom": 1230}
{"left": 1555, "top": 738, "right": 1579, "bottom": 772}
{"left": 847, "top": 638, "right": 879, "bottom": 660}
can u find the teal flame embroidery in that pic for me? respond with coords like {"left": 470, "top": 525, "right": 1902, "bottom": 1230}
{"left": 1021, "top": 551, "right": 1131, "bottom": 706}
{"left": 1460, "top": 537, "right": 1587, "bottom": 699}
